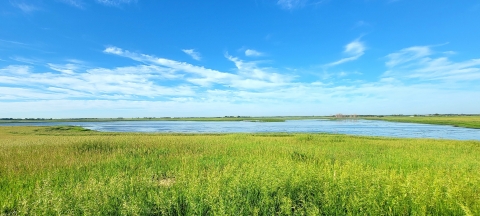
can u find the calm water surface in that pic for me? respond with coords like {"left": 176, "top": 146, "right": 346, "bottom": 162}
{"left": 2, "top": 120, "right": 479, "bottom": 141}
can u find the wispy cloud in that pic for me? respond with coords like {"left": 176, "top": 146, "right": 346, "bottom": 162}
{"left": 182, "top": 49, "right": 202, "bottom": 61}
{"left": 3, "top": 77, "right": 479, "bottom": 117}
{"left": 352, "top": 20, "right": 372, "bottom": 29}
{"left": 104, "top": 46, "right": 235, "bottom": 87}
{"left": 47, "top": 63, "right": 81, "bottom": 74}
{"left": 245, "top": 49, "right": 264, "bottom": 57}
{"left": 96, "top": 0, "right": 136, "bottom": 6}
{"left": 443, "top": 51, "right": 457, "bottom": 55}
{"left": 0, "top": 62, "right": 195, "bottom": 100}
{"left": 10, "top": 1, "right": 40, "bottom": 13}
{"left": 277, "top": 0, "right": 306, "bottom": 10}
{"left": 0, "top": 38, "right": 52, "bottom": 53}
{"left": 2, "top": 44, "right": 480, "bottom": 117}
{"left": 325, "top": 39, "right": 366, "bottom": 67}
{"left": 276, "top": 0, "right": 325, "bottom": 10}
{"left": 225, "top": 54, "right": 292, "bottom": 84}
{"left": 10, "top": 56, "right": 42, "bottom": 65}
{"left": 0, "top": 39, "right": 29, "bottom": 46}
{"left": 104, "top": 46, "right": 291, "bottom": 89}
{"left": 58, "top": 0, "right": 84, "bottom": 8}
{"left": 384, "top": 46, "right": 480, "bottom": 81}
{"left": 385, "top": 46, "right": 431, "bottom": 68}
{"left": 1, "top": 46, "right": 296, "bottom": 105}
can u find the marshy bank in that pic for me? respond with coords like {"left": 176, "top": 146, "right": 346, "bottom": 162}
{"left": 1, "top": 119, "right": 479, "bottom": 140}
{"left": 1, "top": 126, "right": 479, "bottom": 215}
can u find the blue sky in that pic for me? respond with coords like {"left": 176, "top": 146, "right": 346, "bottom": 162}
{"left": 1, "top": 0, "right": 480, "bottom": 118}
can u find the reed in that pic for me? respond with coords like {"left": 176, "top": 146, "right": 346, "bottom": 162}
{"left": 1, "top": 126, "right": 479, "bottom": 215}
{"left": 363, "top": 115, "right": 480, "bottom": 129}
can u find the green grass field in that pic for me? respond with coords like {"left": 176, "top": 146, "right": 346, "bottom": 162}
{"left": 1, "top": 126, "right": 479, "bottom": 215}
{"left": 363, "top": 116, "right": 480, "bottom": 129}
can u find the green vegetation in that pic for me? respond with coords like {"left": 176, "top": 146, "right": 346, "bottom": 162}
{"left": 0, "top": 117, "right": 298, "bottom": 123}
{"left": 363, "top": 115, "right": 480, "bottom": 129}
{"left": 0, "top": 116, "right": 335, "bottom": 123}
{"left": 1, "top": 126, "right": 479, "bottom": 215}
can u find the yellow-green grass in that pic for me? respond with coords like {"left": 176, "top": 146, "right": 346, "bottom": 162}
{"left": 363, "top": 116, "right": 480, "bottom": 129}
{"left": 1, "top": 126, "right": 479, "bottom": 215}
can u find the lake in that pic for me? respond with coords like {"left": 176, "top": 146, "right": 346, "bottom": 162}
{"left": 1, "top": 119, "right": 479, "bottom": 141}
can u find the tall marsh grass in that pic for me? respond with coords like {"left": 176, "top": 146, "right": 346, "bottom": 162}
{"left": 364, "top": 115, "right": 480, "bottom": 129}
{"left": 1, "top": 126, "right": 479, "bottom": 215}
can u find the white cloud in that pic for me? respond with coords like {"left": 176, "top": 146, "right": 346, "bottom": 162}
{"left": 11, "top": 2, "right": 40, "bottom": 13}
{"left": 338, "top": 71, "right": 348, "bottom": 77}
{"left": 385, "top": 46, "right": 431, "bottom": 68}
{"left": 47, "top": 63, "right": 81, "bottom": 74}
{"left": 345, "top": 41, "right": 365, "bottom": 56}
{"left": 384, "top": 46, "right": 480, "bottom": 81}
{"left": 353, "top": 20, "right": 371, "bottom": 29}
{"left": 0, "top": 87, "right": 59, "bottom": 100}
{"left": 1, "top": 65, "right": 32, "bottom": 75}
{"left": 225, "top": 54, "right": 292, "bottom": 84}
{"left": 104, "top": 46, "right": 291, "bottom": 89}
{"left": 2, "top": 44, "right": 480, "bottom": 118}
{"left": 277, "top": 0, "right": 306, "bottom": 10}
{"left": 325, "top": 39, "right": 366, "bottom": 67}
{"left": 0, "top": 39, "right": 28, "bottom": 46}
{"left": 2, "top": 79, "right": 479, "bottom": 118}
{"left": 96, "top": 0, "right": 136, "bottom": 6}
{"left": 58, "top": 0, "right": 84, "bottom": 8}
{"left": 245, "top": 49, "right": 264, "bottom": 57}
{"left": 443, "top": 51, "right": 457, "bottom": 55}
{"left": 104, "top": 46, "right": 124, "bottom": 55}
{"left": 1, "top": 47, "right": 296, "bottom": 104}
{"left": 10, "top": 56, "right": 41, "bottom": 65}
{"left": 276, "top": 0, "right": 325, "bottom": 10}
{"left": 182, "top": 49, "right": 202, "bottom": 61}
{"left": 0, "top": 63, "right": 196, "bottom": 100}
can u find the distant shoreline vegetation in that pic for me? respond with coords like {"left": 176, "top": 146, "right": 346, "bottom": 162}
{"left": 1, "top": 114, "right": 480, "bottom": 129}
{"left": 362, "top": 115, "right": 480, "bottom": 129}
{"left": 0, "top": 116, "right": 331, "bottom": 123}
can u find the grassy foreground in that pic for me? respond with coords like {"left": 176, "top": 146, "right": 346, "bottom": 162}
{"left": 363, "top": 116, "right": 480, "bottom": 129}
{"left": 1, "top": 126, "right": 479, "bottom": 215}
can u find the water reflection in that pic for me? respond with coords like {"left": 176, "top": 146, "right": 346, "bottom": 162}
{"left": 1, "top": 120, "right": 479, "bottom": 141}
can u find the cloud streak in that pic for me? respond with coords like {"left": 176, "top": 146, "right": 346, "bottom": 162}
{"left": 96, "top": 0, "right": 137, "bottom": 6}
{"left": 58, "top": 0, "right": 84, "bottom": 8}
{"left": 325, "top": 39, "right": 366, "bottom": 67}
{"left": 0, "top": 39, "right": 29, "bottom": 46}
{"left": 384, "top": 46, "right": 480, "bottom": 81}
{"left": 0, "top": 63, "right": 195, "bottom": 100}
{"left": 276, "top": 0, "right": 325, "bottom": 10}
{"left": 277, "top": 0, "right": 306, "bottom": 10}
{"left": 104, "top": 46, "right": 292, "bottom": 89}
{"left": 10, "top": 2, "right": 40, "bottom": 13}
{"left": 385, "top": 46, "right": 431, "bottom": 68}
{"left": 182, "top": 49, "right": 202, "bottom": 61}
{"left": 2, "top": 44, "right": 480, "bottom": 117}
{"left": 245, "top": 49, "right": 264, "bottom": 57}
{"left": 0, "top": 46, "right": 296, "bottom": 103}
